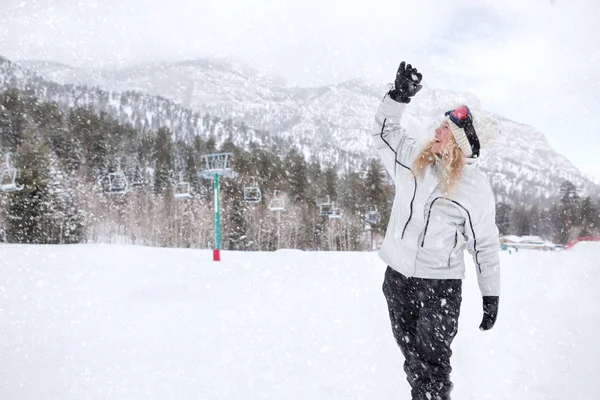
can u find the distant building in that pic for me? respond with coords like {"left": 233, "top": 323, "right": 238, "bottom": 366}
{"left": 499, "top": 235, "right": 557, "bottom": 251}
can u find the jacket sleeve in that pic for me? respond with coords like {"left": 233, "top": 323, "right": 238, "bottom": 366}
{"left": 464, "top": 191, "right": 501, "bottom": 297}
{"left": 371, "top": 93, "right": 419, "bottom": 178}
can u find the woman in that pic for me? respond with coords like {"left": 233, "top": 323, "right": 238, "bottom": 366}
{"left": 373, "top": 62, "right": 500, "bottom": 400}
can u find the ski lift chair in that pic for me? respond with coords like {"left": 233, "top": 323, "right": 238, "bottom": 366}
{"left": 244, "top": 187, "right": 262, "bottom": 203}
{"left": 131, "top": 170, "right": 145, "bottom": 187}
{"left": 174, "top": 173, "right": 192, "bottom": 199}
{"left": 106, "top": 158, "right": 130, "bottom": 195}
{"left": 0, "top": 154, "right": 23, "bottom": 192}
{"left": 364, "top": 207, "right": 381, "bottom": 225}
{"left": 174, "top": 182, "right": 192, "bottom": 198}
{"left": 243, "top": 177, "right": 262, "bottom": 203}
{"left": 269, "top": 190, "right": 285, "bottom": 211}
{"left": 328, "top": 206, "right": 342, "bottom": 219}
{"left": 108, "top": 172, "right": 129, "bottom": 195}
{"left": 0, "top": 167, "right": 23, "bottom": 192}
{"left": 318, "top": 196, "right": 334, "bottom": 216}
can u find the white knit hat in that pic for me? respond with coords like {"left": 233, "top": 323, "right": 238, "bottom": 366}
{"left": 445, "top": 105, "right": 480, "bottom": 158}
{"left": 446, "top": 117, "right": 474, "bottom": 157}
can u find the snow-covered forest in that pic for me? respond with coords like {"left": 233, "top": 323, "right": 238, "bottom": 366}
{"left": 0, "top": 86, "right": 598, "bottom": 249}
{"left": 0, "top": 87, "right": 396, "bottom": 250}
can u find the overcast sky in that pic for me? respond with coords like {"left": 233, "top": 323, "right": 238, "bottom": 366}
{"left": 1, "top": 0, "right": 599, "bottom": 179}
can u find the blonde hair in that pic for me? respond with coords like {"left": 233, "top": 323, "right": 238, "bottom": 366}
{"left": 412, "top": 137, "right": 465, "bottom": 196}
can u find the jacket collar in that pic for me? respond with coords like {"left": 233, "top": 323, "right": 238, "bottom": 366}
{"left": 464, "top": 156, "right": 479, "bottom": 169}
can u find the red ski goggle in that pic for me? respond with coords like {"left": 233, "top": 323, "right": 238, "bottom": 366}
{"left": 445, "top": 105, "right": 480, "bottom": 157}
{"left": 445, "top": 105, "right": 473, "bottom": 129}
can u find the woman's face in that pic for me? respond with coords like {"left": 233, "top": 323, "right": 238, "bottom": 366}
{"left": 432, "top": 120, "right": 454, "bottom": 155}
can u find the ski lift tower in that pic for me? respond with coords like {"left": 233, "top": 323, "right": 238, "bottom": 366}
{"left": 197, "top": 153, "right": 237, "bottom": 261}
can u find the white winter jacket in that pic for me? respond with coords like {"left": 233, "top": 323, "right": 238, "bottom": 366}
{"left": 372, "top": 94, "right": 500, "bottom": 297}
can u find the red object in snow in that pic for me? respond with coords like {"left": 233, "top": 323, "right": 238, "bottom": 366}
{"left": 565, "top": 236, "right": 600, "bottom": 250}
{"left": 213, "top": 249, "right": 221, "bottom": 261}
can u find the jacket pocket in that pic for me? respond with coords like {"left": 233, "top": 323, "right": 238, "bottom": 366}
{"left": 447, "top": 230, "right": 458, "bottom": 267}
{"left": 417, "top": 222, "right": 460, "bottom": 270}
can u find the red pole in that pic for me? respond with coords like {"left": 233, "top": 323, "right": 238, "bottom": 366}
{"left": 213, "top": 249, "right": 221, "bottom": 261}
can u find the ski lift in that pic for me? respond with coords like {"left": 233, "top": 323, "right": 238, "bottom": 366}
{"left": 329, "top": 206, "right": 342, "bottom": 219}
{"left": 318, "top": 196, "right": 334, "bottom": 216}
{"left": 364, "top": 206, "right": 381, "bottom": 225}
{"left": 174, "top": 172, "right": 192, "bottom": 199}
{"left": 107, "top": 157, "right": 129, "bottom": 195}
{"left": 269, "top": 190, "right": 285, "bottom": 212}
{"left": 243, "top": 177, "right": 262, "bottom": 203}
{"left": 0, "top": 153, "right": 24, "bottom": 193}
{"left": 130, "top": 168, "right": 145, "bottom": 187}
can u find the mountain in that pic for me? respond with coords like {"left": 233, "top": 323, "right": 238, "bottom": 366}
{"left": 2, "top": 56, "right": 289, "bottom": 151}
{"left": 9, "top": 56, "right": 600, "bottom": 203}
{"left": 16, "top": 58, "right": 290, "bottom": 117}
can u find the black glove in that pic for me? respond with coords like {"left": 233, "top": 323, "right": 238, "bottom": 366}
{"left": 479, "top": 296, "right": 499, "bottom": 331}
{"left": 389, "top": 61, "right": 423, "bottom": 103}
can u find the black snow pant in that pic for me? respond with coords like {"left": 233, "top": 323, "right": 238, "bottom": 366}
{"left": 382, "top": 266, "right": 462, "bottom": 400}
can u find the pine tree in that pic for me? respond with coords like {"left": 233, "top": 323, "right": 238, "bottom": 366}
{"left": 364, "top": 159, "right": 387, "bottom": 234}
{"left": 555, "top": 181, "right": 580, "bottom": 244}
{"left": 6, "top": 130, "right": 53, "bottom": 243}
{"left": 153, "top": 127, "right": 173, "bottom": 194}
{"left": 495, "top": 202, "right": 512, "bottom": 236}
{"left": 529, "top": 205, "right": 541, "bottom": 237}
{"left": 205, "top": 136, "right": 217, "bottom": 154}
{"left": 69, "top": 107, "right": 107, "bottom": 178}
{"left": 0, "top": 88, "right": 27, "bottom": 151}
{"left": 511, "top": 206, "right": 531, "bottom": 236}
{"left": 285, "top": 148, "right": 308, "bottom": 204}
{"left": 339, "top": 171, "right": 365, "bottom": 217}
{"left": 32, "top": 101, "right": 68, "bottom": 160}
{"left": 219, "top": 136, "right": 237, "bottom": 154}
{"left": 224, "top": 183, "right": 250, "bottom": 250}
{"left": 47, "top": 152, "right": 85, "bottom": 244}
{"left": 324, "top": 165, "right": 338, "bottom": 200}
{"left": 537, "top": 206, "right": 554, "bottom": 240}
{"left": 579, "top": 196, "right": 599, "bottom": 237}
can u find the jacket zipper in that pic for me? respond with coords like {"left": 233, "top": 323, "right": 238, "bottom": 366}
{"left": 448, "top": 231, "right": 458, "bottom": 267}
{"left": 401, "top": 174, "right": 417, "bottom": 239}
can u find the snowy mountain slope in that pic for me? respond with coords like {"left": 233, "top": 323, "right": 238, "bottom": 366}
{"left": 10, "top": 56, "right": 600, "bottom": 201}
{"left": 17, "top": 58, "right": 292, "bottom": 115}
{"left": 1, "top": 244, "right": 599, "bottom": 399}
{"left": 1, "top": 56, "right": 286, "bottom": 151}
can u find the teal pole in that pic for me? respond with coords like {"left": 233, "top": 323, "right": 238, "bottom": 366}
{"left": 213, "top": 173, "right": 221, "bottom": 261}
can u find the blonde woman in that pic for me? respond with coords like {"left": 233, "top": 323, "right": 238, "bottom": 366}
{"left": 374, "top": 62, "right": 500, "bottom": 400}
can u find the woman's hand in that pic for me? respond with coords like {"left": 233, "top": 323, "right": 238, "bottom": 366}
{"left": 389, "top": 61, "right": 423, "bottom": 103}
{"left": 479, "top": 296, "right": 499, "bottom": 331}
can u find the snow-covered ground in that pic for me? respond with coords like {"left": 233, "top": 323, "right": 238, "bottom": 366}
{"left": 1, "top": 243, "right": 599, "bottom": 400}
